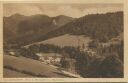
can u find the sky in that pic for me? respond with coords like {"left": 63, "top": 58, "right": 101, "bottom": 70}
{"left": 3, "top": 3, "right": 123, "bottom": 18}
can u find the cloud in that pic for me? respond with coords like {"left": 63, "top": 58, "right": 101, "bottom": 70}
{"left": 4, "top": 3, "right": 123, "bottom": 18}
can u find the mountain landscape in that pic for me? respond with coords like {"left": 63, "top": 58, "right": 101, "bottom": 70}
{"left": 4, "top": 11, "right": 123, "bottom": 47}
{"left": 3, "top": 14, "right": 74, "bottom": 46}
{"left": 43, "top": 11, "right": 123, "bottom": 43}
{"left": 4, "top": 11, "right": 124, "bottom": 78}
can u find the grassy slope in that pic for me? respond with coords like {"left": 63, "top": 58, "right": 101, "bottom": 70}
{"left": 25, "top": 34, "right": 92, "bottom": 48}
{"left": 4, "top": 68, "right": 34, "bottom": 78}
{"left": 3, "top": 55, "right": 70, "bottom": 78}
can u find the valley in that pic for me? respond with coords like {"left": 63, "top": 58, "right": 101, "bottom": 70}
{"left": 3, "top": 11, "right": 124, "bottom": 78}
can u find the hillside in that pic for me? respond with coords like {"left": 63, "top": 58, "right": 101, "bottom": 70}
{"left": 25, "top": 34, "right": 91, "bottom": 48}
{"left": 44, "top": 11, "right": 123, "bottom": 43}
{"left": 4, "top": 55, "right": 74, "bottom": 78}
{"left": 4, "top": 11, "right": 123, "bottom": 48}
{"left": 3, "top": 14, "right": 74, "bottom": 46}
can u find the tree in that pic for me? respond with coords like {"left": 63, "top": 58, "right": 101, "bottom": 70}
{"left": 60, "top": 56, "right": 69, "bottom": 70}
{"left": 19, "top": 48, "right": 39, "bottom": 60}
{"left": 99, "top": 55, "right": 123, "bottom": 77}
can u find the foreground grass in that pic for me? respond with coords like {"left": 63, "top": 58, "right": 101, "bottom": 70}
{"left": 3, "top": 55, "right": 71, "bottom": 78}
{"left": 4, "top": 65, "right": 48, "bottom": 77}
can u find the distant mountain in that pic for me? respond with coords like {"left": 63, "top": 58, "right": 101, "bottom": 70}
{"left": 4, "top": 11, "right": 123, "bottom": 47}
{"left": 4, "top": 13, "right": 27, "bottom": 40}
{"left": 43, "top": 11, "right": 123, "bottom": 43}
{"left": 3, "top": 14, "right": 74, "bottom": 46}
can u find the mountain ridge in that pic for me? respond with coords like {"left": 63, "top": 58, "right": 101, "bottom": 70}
{"left": 4, "top": 11, "right": 123, "bottom": 47}
{"left": 4, "top": 13, "right": 74, "bottom": 46}
{"left": 42, "top": 11, "right": 123, "bottom": 43}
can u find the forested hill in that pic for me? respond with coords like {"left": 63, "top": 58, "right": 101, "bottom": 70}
{"left": 4, "top": 11, "right": 123, "bottom": 47}
{"left": 44, "top": 11, "right": 123, "bottom": 43}
{"left": 3, "top": 14, "right": 74, "bottom": 46}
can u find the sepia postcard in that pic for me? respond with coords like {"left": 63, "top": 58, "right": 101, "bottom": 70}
{"left": 0, "top": 0, "right": 128, "bottom": 82}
